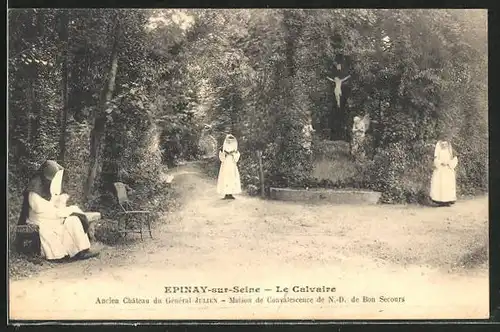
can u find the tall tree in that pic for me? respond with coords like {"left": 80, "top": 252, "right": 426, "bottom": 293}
{"left": 57, "top": 9, "right": 70, "bottom": 163}
{"left": 84, "top": 11, "right": 122, "bottom": 200}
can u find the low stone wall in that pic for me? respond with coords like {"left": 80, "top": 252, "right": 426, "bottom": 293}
{"left": 270, "top": 187, "right": 381, "bottom": 205}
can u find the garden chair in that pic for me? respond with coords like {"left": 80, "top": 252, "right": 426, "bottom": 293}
{"left": 112, "top": 182, "right": 153, "bottom": 240}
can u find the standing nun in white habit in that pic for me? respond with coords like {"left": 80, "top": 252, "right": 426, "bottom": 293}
{"left": 217, "top": 134, "right": 242, "bottom": 200}
{"left": 430, "top": 137, "right": 459, "bottom": 206}
{"left": 16, "top": 160, "right": 100, "bottom": 261}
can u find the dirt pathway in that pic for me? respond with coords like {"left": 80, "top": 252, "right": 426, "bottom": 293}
{"left": 9, "top": 163, "right": 489, "bottom": 320}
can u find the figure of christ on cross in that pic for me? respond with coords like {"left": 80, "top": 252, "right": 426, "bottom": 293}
{"left": 327, "top": 75, "right": 351, "bottom": 108}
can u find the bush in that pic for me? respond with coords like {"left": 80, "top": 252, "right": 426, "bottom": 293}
{"left": 8, "top": 187, "right": 23, "bottom": 247}
{"left": 237, "top": 148, "right": 262, "bottom": 193}
{"left": 454, "top": 130, "right": 488, "bottom": 196}
{"left": 370, "top": 141, "right": 434, "bottom": 204}
{"left": 93, "top": 219, "right": 123, "bottom": 245}
{"left": 310, "top": 139, "right": 355, "bottom": 184}
{"left": 269, "top": 127, "right": 313, "bottom": 188}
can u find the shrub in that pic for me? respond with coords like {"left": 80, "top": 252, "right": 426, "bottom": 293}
{"left": 93, "top": 219, "right": 123, "bottom": 245}
{"left": 268, "top": 122, "right": 314, "bottom": 188}
{"left": 453, "top": 129, "right": 488, "bottom": 196}
{"left": 7, "top": 187, "right": 23, "bottom": 247}
{"left": 370, "top": 141, "right": 435, "bottom": 204}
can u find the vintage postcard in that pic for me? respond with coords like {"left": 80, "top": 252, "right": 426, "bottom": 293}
{"left": 7, "top": 8, "right": 489, "bottom": 321}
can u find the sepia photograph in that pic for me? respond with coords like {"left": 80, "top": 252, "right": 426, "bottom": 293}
{"left": 7, "top": 8, "right": 489, "bottom": 321}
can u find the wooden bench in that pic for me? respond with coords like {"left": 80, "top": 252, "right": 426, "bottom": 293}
{"left": 15, "top": 212, "right": 102, "bottom": 256}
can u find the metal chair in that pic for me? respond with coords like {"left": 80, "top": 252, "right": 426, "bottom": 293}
{"left": 112, "top": 182, "right": 153, "bottom": 240}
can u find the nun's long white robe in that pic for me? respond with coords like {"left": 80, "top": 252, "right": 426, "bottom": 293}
{"left": 26, "top": 192, "right": 90, "bottom": 260}
{"left": 217, "top": 150, "right": 242, "bottom": 195}
{"left": 430, "top": 142, "right": 458, "bottom": 203}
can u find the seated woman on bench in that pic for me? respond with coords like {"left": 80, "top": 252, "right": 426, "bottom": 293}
{"left": 17, "top": 160, "right": 99, "bottom": 262}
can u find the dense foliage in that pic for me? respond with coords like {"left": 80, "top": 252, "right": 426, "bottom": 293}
{"left": 8, "top": 8, "right": 488, "bottom": 244}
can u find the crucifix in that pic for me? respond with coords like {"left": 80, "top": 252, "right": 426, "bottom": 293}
{"left": 327, "top": 75, "right": 351, "bottom": 108}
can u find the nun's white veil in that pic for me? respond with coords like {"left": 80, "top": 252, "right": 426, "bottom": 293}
{"left": 223, "top": 134, "right": 238, "bottom": 153}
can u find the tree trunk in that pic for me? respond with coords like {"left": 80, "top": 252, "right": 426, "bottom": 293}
{"left": 283, "top": 10, "right": 296, "bottom": 88}
{"left": 29, "top": 11, "right": 44, "bottom": 157}
{"left": 58, "top": 10, "right": 70, "bottom": 164}
{"left": 257, "top": 150, "right": 265, "bottom": 198}
{"left": 26, "top": 76, "right": 34, "bottom": 143}
{"left": 84, "top": 14, "right": 121, "bottom": 201}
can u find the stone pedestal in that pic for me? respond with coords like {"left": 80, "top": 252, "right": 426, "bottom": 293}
{"left": 270, "top": 187, "right": 381, "bottom": 205}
